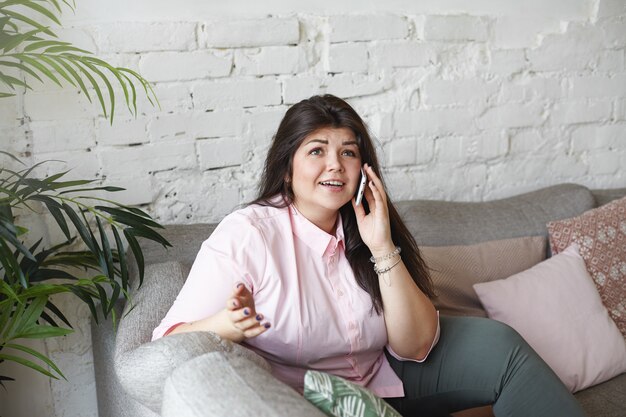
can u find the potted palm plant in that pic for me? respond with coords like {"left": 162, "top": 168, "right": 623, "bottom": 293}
{"left": 0, "top": 0, "right": 168, "bottom": 386}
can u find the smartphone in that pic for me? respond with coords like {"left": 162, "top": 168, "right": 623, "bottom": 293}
{"left": 355, "top": 168, "right": 367, "bottom": 205}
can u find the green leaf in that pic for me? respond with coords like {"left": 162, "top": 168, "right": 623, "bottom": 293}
{"left": 112, "top": 227, "right": 128, "bottom": 290}
{"left": 4, "top": 343, "right": 66, "bottom": 380}
{"left": 0, "top": 353, "right": 62, "bottom": 379}
{"left": 61, "top": 203, "right": 96, "bottom": 253}
{"left": 18, "top": 54, "right": 62, "bottom": 86}
{"left": 0, "top": 59, "right": 43, "bottom": 82}
{"left": 56, "top": 55, "right": 91, "bottom": 102}
{"left": 124, "top": 229, "right": 144, "bottom": 287}
{"left": 81, "top": 58, "right": 115, "bottom": 124}
{"left": 73, "top": 59, "right": 107, "bottom": 119}
{"left": 39, "top": 55, "right": 76, "bottom": 86}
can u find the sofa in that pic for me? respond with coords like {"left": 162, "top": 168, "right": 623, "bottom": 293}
{"left": 91, "top": 183, "right": 626, "bottom": 417}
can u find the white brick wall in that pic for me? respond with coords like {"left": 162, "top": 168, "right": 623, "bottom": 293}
{"left": 3, "top": 2, "right": 626, "bottom": 416}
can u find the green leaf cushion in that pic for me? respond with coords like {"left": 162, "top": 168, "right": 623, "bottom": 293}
{"left": 304, "top": 370, "right": 402, "bottom": 417}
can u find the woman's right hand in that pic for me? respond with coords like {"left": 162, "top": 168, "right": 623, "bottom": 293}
{"left": 223, "top": 282, "right": 271, "bottom": 343}
{"left": 167, "top": 282, "right": 271, "bottom": 343}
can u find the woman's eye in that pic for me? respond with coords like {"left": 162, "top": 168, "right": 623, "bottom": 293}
{"left": 342, "top": 150, "right": 356, "bottom": 157}
{"left": 309, "top": 148, "right": 322, "bottom": 155}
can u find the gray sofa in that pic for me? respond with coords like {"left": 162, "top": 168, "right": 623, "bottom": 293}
{"left": 92, "top": 183, "right": 626, "bottom": 417}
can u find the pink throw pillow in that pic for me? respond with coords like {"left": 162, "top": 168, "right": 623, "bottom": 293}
{"left": 473, "top": 244, "right": 626, "bottom": 392}
{"left": 547, "top": 196, "right": 626, "bottom": 337}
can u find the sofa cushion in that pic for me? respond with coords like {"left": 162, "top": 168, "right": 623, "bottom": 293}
{"left": 161, "top": 352, "right": 326, "bottom": 417}
{"left": 396, "top": 183, "right": 595, "bottom": 247}
{"left": 473, "top": 244, "right": 626, "bottom": 393}
{"left": 547, "top": 196, "right": 626, "bottom": 337}
{"left": 422, "top": 236, "right": 546, "bottom": 317}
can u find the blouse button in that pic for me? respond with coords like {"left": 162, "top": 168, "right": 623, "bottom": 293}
{"left": 337, "top": 289, "right": 344, "bottom": 297}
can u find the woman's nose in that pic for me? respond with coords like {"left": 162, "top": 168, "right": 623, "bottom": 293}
{"left": 326, "top": 154, "right": 343, "bottom": 171}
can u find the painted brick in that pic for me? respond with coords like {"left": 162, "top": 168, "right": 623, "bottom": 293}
{"left": 102, "top": 174, "right": 153, "bottom": 206}
{"left": 422, "top": 78, "right": 498, "bottom": 106}
{"left": 588, "top": 150, "right": 621, "bottom": 175}
{"left": 329, "top": 15, "right": 409, "bottom": 42}
{"left": 423, "top": 16, "right": 489, "bottom": 42}
{"left": 571, "top": 124, "right": 625, "bottom": 151}
{"left": 369, "top": 42, "right": 435, "bottom": 68}
{"left": 148, "top": 110, "right": 243, "bottom": 141}
{"left": 477, "top": 103, "right": 545, "bottom": 129}
{"left": 326, "top": 74, "right": 388, "bottom": 99}
{"left": 568, "top": 73, "right": 626, "bottom": 98}
{"left": 192, "top": 79, "right": 282, "bottom": 110}
{"left": 455, "top": 132, "right": 509, "bottom": 161}
{"left": 327, "top": 43, "right": 368, "bottom": 73}
{"left": 1, "top": 126, "right": 30, "bottom": 163}
{"left": 493, "top": 17, "right": 561, "bottom": 48}
{"left": 549, "top": 100, "right": 612, "bottom": 125}
{"left": 54, "top": 27, "right": 97, "bottom": 52}
{"left": 488, "top": 49, "right": 527, "bottom": 76}
{"left": 0, "top": 96, "right": 20, "bottom": 127}
{"left": 616, "top": 99, "right": 626, "bottom": 120}
{"left": 387, "top": 137, "right": 417, "bottom": 166}
{"left": 24, "top": 90, "right": 96, "bottom": 121}
{"left": 197, "top": 137, "right": 244, "bottom": 169}
{"left": 32, "top": 150, "right": 100, "bottom": 181}
{"left": 139, "top": 51, "right": 232, "bottom": 82}
{"left": 527, "top": 24, "right": 604, "bottom": 71}
{"left": 601, "top": 18, "right": 626, "bottom": 48}
{"left": 97, "top": 116, "right": 149, "bottom": 146}
{"left": 235, "top": 47, "right": 303, "bottom": 76}
{"left": 395, "top": 108, "right": 476, "bottom": 136}
{"left": 202, "top": 18, "right": 299, "bottom": 48}
{"left": 100, "top": 141, "right": 196, "bottom": 177}
{"left": 93, "top": 22, "right": 197, "bottom": 53}
{"left": 384, "top": 137, "right": 435, "bottom": 167}
{"left": 598, "top": 0, "right": 626, "bottom": 18}
{"left": 140, "top": 83, "right": 193, "bottom": 114}
{"left": 511, "top": 130, "right": 547, "bottom": 155}
{"left": 283, "top": 76, "right": 323, "bottom": 104}
{"left": 244, "top": 108, "right": 288, "bottom": 145}
{"left": 31, "top": 119, "right": 95, "bottom": 154}
{"left": 597, "top": 50, "right": 625, "bottom": 71}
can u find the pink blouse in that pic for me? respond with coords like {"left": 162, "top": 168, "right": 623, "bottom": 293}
{"left": 153, "top": 201, "right": 439, "bottom": 397}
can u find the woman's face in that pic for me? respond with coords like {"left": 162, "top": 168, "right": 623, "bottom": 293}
{"left": 290, "top": 126, "right": 362, "bottom": 229}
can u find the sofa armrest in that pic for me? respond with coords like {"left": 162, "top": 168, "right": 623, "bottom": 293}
{"left": 162, "top": 351, "right": 326, "bottom": 417}
{"left": 116, "top": 330, "right": 271, "bottom": 413}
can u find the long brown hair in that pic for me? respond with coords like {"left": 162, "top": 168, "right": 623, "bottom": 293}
{"left": 250, "top": 95, "right": 434, "bottom": 313}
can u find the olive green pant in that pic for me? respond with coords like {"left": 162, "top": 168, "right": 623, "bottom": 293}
{"left": 384, "top": 316, "right": 587, "bottom": 417}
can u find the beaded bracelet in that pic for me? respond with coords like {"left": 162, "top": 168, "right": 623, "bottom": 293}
{"left": 374, "top": 257, "right": 402, "bottom": 275}
{"left": 375, "top": 256, "right": 402, "bottom": 286}
{"left": 369, "top": 246, "right": 401, "bottom": 263}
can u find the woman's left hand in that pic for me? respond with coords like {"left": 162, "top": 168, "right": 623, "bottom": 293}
{"left": 352, "top": 163, "right": 395, "bottom": 256}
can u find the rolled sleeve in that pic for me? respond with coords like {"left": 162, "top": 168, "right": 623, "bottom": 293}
{"left": 386, "top": 311, "right": 440, "bottom": 363}
{"left": 152, "top": 213, "right": 267, "bottom": 340}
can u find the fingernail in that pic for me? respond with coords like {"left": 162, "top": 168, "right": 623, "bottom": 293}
{"left": 256, "top": 314, "right": 262, "bottom": 321}
{"left": 232, "top": 300, "right": 237, "bottom": 307}
{"left": 243, "top": 308, "right": 250, "bottom": 316}
{"left": 264, "top": 323, "right": 271, "bottom": 329}
{"left": 236, "top": 283, "right": 243, "bottom": 288}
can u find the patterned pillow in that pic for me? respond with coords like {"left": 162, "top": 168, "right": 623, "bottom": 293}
{"left": 547, "top": 196, "right": 626, "bottom": 337}
{"left": 304, "top": 370, "right": 401, "bottom": 417}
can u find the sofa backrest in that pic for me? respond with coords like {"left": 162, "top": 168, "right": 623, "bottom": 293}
{"left": 395, "top": 183, "right": 596, "bottom": 247}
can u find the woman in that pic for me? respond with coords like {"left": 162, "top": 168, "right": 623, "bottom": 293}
{"left": 153, "top": 95, "right": 586, "bottom": 417}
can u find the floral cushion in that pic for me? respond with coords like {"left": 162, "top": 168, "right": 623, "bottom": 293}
{"left": 547, "top": 196, "right": 626, "bottom": 337}
{"left": 304, "top": 370, "right": 401, "bottom": 417}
